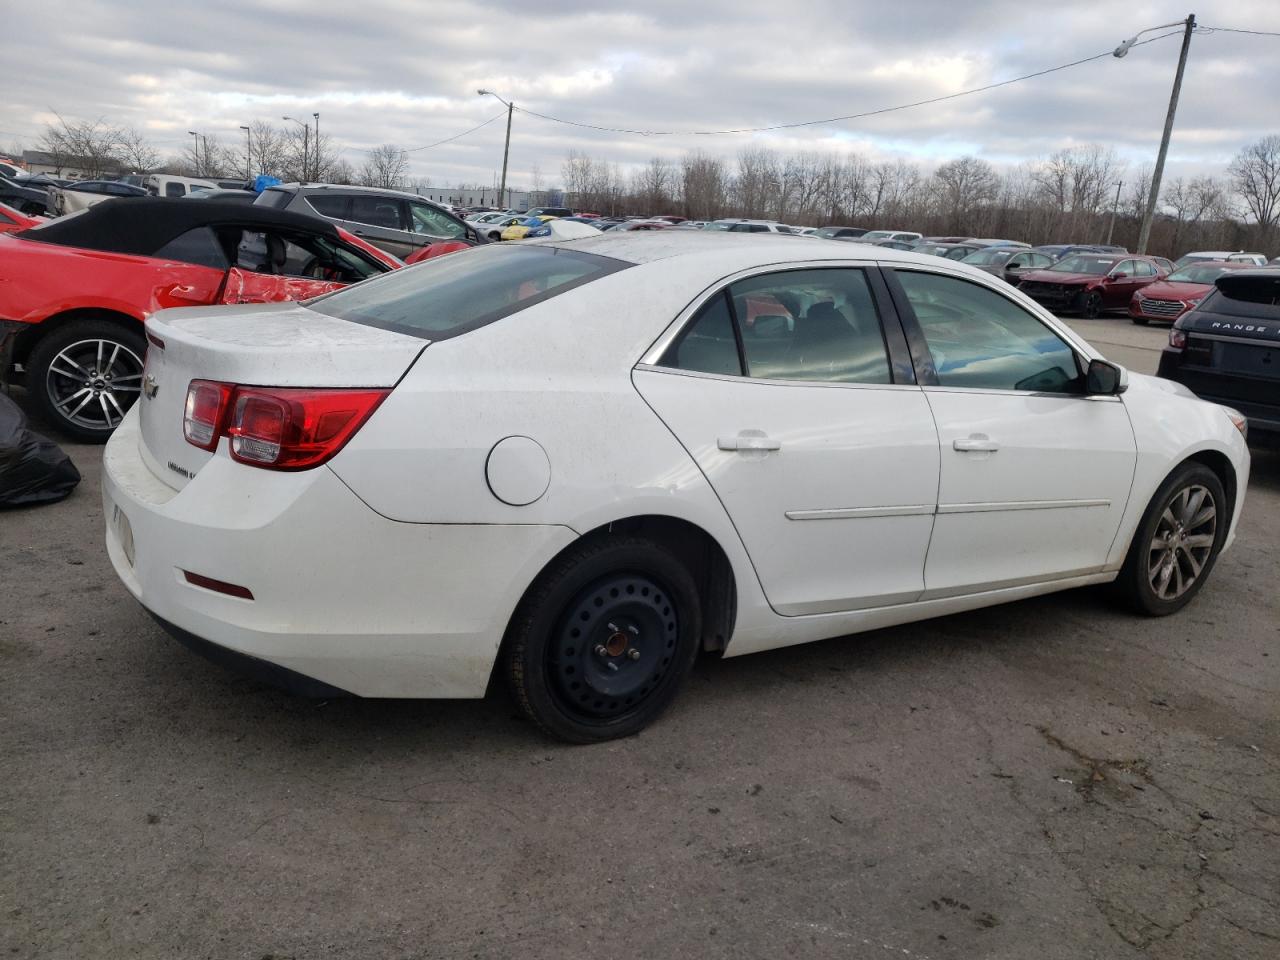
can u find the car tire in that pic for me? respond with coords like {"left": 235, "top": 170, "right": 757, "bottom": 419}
{"left": 505, "top": 536, "right": 702, "bottom": 743}
{"left": 1130, "top": 316, "right": 1149, "bottom": 326}
{"left": 1077, "top": 290, "right": 1103, "bottom": 319}
{"left": 1114, "top": 463, "right": 1228, "bottom": 616}
{"left": 26, "top": 318, "right": 146, "bottom": 443}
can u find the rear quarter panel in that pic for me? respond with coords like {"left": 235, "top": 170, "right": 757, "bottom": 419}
{"left": 0, "top": 236, "right": 225, "bottom": 324}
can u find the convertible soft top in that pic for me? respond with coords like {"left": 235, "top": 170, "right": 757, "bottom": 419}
{"left": 16, "top": 197, "right": 341, "bottom": 255}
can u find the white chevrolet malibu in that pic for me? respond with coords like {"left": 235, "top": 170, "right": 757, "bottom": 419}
{"left": 103, "top": 233, "right": 1251, "bottom": 742}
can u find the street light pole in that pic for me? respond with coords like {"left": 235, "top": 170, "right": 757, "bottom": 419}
{"left": 240, "top": 125, "right": 251, "bottom": 180}
{"left": 313, "top": 113, "right": 320, "bottom": 180}
{"left": 188, "top": 130, "right": 200, "bottom": 176}
{"left": 1116, "top": 14, "right": 1196, "bottom": 254}
{"left": 478, "top": 90, "right": 513, "bottom": 209}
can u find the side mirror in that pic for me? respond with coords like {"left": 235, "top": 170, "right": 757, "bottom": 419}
{"left": 1108, "top": 272, "right": 1128, "bottom": 281}
{"left": 1086, "top": 358, "right": 1127, "bottom": 395}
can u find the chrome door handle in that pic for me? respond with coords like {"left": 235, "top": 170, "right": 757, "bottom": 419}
{"left": 718, "top": 434, "right": 781, "bottom": 452}
{"left": 953, "top": 435, "right": 999, "bottom": 453}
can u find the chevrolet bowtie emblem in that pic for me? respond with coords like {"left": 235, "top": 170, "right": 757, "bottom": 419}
{"left": 143, "top": 374, "right": 159, "bottom": 399}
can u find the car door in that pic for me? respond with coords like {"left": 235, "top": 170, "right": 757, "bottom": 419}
{"left": 1103, "top": 259, "right": 1142, "bottom": 307}
{"left": 887, "top": 268, "right": 1136, "bottom": 597}
{"left": 344, "top": 196, "right": 414, "bottom": 258}
{"left": 634, "top": 266, "right": 940, "bottom": 616}
{"left": 408, "top": 200, "right": 468, "bottom": 249}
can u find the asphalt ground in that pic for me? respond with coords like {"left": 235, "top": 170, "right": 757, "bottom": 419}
{"left": 2, "top": 315, "right": 1277, "bottom": 959}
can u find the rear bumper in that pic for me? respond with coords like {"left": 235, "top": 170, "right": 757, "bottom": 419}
{"left": 102, "top": 407, "right": 577, "bottom": 698}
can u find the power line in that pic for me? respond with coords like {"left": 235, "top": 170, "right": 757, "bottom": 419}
{"left": 1198, "top": 25, "right": 1280, "bottom": 38}
{"left": 405, "top": 111, "right": 506, "bottom": 152}
{"left": 511, "top": 30, "right": 1185, "bottom": 137}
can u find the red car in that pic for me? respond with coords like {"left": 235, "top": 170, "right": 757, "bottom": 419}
{"left": 0, "top": 201, "right": 39, "bottom": 234}
{"left": 1017, "top": 253, "right": 1170, "bottom": 318}
{"left": 1129, "top": 261, "right": 1256, "bottom": 325}
{"left": 0, "top": 198, "right": 401, "bottom": 441}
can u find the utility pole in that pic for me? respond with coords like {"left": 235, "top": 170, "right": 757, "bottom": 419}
{"left": 1134, "top": 13, "right": 1196, "bottom": 254}
{"left": 240, "top": 125, "right": 251, "bottom": 180}
{"left": 499, "top": 100, "right": 512, "bottom": 210}
{"left": 313, "top": 112, "right": 320, "bottom": 181}
{"left": 478, "top": 90, "right": 514, "bottom": 209}
{"left": 1106, "top": 179, "right": 1123, "bottom": 245}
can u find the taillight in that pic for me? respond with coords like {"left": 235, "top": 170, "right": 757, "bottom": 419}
{"left": 184, "top": 380, "right": 233, "bottom": 450}
{"left": 1169, "top": 329, "right": 1187, "bottom": 349}
{"left": 183, "top": 382, "right": 389, "bottom": 470}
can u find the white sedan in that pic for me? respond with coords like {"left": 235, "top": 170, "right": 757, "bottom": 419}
{"left": 103, "top": 234, "right": 1250, "bottom": 742}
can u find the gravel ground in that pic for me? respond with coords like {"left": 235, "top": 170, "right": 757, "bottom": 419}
{"left": 2, "top": 317, "right": 1277, "bottom": 959}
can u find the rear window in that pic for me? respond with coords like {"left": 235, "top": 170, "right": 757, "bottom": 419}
{"left": 255, "top": 188, "right": 292, "bottom": 209}
{"left": 309, "top": 245, "right": 631, "bottom": 340}
{"left": 1199, "top": 275, "right": 1280, "bottom": 321}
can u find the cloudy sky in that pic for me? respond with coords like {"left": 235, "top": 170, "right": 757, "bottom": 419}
{"left": 3, "top": 0, "right": 1278, "bottom": 188}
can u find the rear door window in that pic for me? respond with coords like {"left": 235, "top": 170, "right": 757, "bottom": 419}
{"left": 310, "top": 245, "right": 630, "bottom": 340}
{"left": 164, "top": 182, "right": 185, "bottom": 198}
{"left": 349, "top": 196, "right": 407, "bottom": 231}
{"left": 306, "top": 194, "right": 350, "bottom": 218}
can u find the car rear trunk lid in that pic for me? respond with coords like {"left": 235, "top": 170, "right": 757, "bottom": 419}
{"left": 138, "top": 301, "right": 426, "bottom": 490}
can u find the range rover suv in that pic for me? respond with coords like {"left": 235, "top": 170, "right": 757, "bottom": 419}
{"left": 1158, "top": 270, "right": 1280, "bottom": 444}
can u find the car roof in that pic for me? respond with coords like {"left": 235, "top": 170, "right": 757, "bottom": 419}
{"left": 16, "top": 196, "right": 341, "bottom": 255}
{"left": 276, "top": 182, "right": 439, "bottom": 202}
{"left": 539, "top": 228, "right": 1010, "bottom": 274}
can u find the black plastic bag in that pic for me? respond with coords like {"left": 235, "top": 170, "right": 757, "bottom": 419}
{"left": 0, "top": 393, "right": 81, "bottom": 507}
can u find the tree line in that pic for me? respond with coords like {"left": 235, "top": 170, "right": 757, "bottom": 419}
{"left": 561, "top": 138, "right": 1280, "bottom": 257}
{"left": 25, "top": 116, "right": 416, "bottom": 191}
{"left": 14, "top": 116, "right": 1280, "bottom": 257}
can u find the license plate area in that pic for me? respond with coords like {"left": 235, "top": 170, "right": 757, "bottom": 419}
{"left": 1218, "top": 342, "right": 1278, "bottom": 376}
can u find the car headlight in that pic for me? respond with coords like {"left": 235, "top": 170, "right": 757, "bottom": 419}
{"left": 1222, "top": 406, "right": 1248, "bottom": 440}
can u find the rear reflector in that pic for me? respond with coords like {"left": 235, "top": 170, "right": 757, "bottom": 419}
{"left": 182, "top": 570, "right": 254, "bottom": 600}
{"left": 184, "top": 381, "right": 390, "bottom": 470}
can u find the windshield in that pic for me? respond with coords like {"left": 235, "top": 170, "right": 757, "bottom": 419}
{"left": 1165, "top": 264, "right": 1232, "bottom": 284}
{"left": 962, "top": 249, "right": 1012, "bottom": 266}
{"left": 703, "top": 221, "right": 734, "bottom": 231}
{"left": 1049, "top": 256, "right": 1114, "bottom": 276}
{"left": 860, "top": 230, "right": 893, "bottom": 240}
{"left": 310, "top": 245, "right": 631, "bottom": 340}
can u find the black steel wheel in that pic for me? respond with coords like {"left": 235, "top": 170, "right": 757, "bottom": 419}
{"left": 1077, "top": 290, "right": 1103, "bottom": 319}
{"left": 1115, "top": 462, "right": 1228, "bottom": 616}
{"left": 27, "top": 319, "right": 146, "bottom": 443}
{"left": 505, "top": 537, "right": 701, "bottom": 743}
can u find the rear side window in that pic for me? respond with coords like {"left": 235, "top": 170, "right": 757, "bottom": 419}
{"left": 165, "top": 182, "right": 185, "bottom": 198}
{"left": 660, "top": 268, "right": 892, "bottom": 385}
{"left": 310, "top": 245, "right": 630, "bottom": 340}
{"left": 153, "top": 227, "right": 229, "bottom": 269}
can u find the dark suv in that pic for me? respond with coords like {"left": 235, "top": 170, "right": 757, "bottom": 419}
{"left": 1158, "top": 270, "right": 1280, "bottom": 444}
{"left": 256, "top": 183, "right": 483, "bottom": 259}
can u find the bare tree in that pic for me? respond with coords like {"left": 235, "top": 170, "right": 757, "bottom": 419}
{"left": 115, "top": 127, "right": 160, "bottom": 173}
{"left": 932, "top": 156, "right": 999, "bottom": 234}
{"left": 680, "top": 151, "right": 728, "bottom": 220}
{"left": 633, "top": 156, "right": 676, "bottom": 214}
{"left": 1229, "top": 135, "right": 1280, "bottom": 242}
{"left": 358, "top": 144, "right": 408, "bottom": 189}
{"left": 38, "top": 114, "right": 123, "bottom": 177}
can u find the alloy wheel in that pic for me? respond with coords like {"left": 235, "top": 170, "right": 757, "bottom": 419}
{"left": 1147, "top": 484, "right": 1217, "bottom": 601}
{"left": 45, "top": 338, "right": 143, "bottom": 432}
